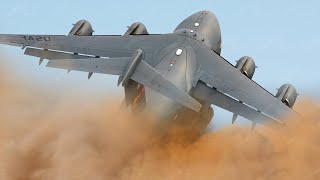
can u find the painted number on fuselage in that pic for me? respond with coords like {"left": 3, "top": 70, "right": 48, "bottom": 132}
{"left": 21, "top": 36, "right": 51, "bottom": 42}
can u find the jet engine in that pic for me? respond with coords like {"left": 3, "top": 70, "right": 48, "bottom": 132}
{"left": 276, "top": 84, "right": 298, "bottom": 108}
{"left": 69, "top": 20, "right": 94, "bottom": 36}
{"left": 122, "top": 22, "right": 148, "bottom": 112}
{"left": 124, "top": 22, "right": 149, "bottom": 36}
{"left": 235, "top": 56, "right": 256, "bottom": 79}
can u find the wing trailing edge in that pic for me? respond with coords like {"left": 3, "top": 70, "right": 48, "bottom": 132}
{"left": 192, "top": 81, "right": 285, "bottom": 125}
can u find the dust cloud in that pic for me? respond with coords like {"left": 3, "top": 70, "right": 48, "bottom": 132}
{"left": 0, "top": 54, "right": 320, "bottom": 180}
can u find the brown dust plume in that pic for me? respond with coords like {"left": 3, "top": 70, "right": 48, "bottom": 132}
{"left": 0, "top": 55, "right": 320, "bottom": 180}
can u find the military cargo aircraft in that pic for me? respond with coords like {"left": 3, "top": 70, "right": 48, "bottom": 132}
{"left": 0, "top": 10, "right": 299, "bottom": 133}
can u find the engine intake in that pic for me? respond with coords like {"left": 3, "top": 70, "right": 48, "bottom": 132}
{"left": 235, "top": 56, "right": 256, "bottom": 79}
{"left": 69, "top": 20, "right": 94, "bottom": 36}
{"left": 124, "top": 22, "right": 149, "bottom": 36}
{"left": 276, "top": 84, "right": 298, "bottom": 108}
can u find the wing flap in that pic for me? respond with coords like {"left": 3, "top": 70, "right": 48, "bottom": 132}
{"left": 24, "top": 48, "right": 90, "bottom": 60}
{"left": 192, "top": 82, "right": 283, "bottom": 125}
{"left": 47, "top": 57, "right": 130, "bottom": 76}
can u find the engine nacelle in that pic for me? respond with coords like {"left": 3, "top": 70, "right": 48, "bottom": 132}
{"left": 235, "top": 56, "right": 256, "bottom": 79}
{"left": 124, "top": 22, "right": 149, "bottom": 36}
{"left": 276, "top": 84, "right": 298, "bottom": 108}
{"left": 69, "top": 20, "right": 94, "bottom": 36}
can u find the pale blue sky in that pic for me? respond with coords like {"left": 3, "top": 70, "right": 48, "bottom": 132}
{"left": 0, "top": 0, "right": 319, "bottom": 128}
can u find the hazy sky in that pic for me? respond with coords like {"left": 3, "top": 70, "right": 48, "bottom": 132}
{"left": 0, "top": 0, "right": 319, "bottom": 128}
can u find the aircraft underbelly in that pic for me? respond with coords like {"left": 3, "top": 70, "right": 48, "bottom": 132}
{"left": 144, "top": 46, "right": 197, "bottom": 120}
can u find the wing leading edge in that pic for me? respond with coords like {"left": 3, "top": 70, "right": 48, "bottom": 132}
{"left": 0, "top": 34, "right": 179, "bottom": 58}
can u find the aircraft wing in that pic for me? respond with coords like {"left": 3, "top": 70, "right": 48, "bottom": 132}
{"left": 47, "top": 57, "right": 201, "bottom": 112}
{"left": 195, "top": 46, "right": 300, "bottom": 123}
{"left": 47, "top": 57, "right": 130, "bottom": 76}
{"left": 192, "top": 82, "right": 284, "bottom": 126}
{"left": 0, "top": 34, "right": 179, "bottom": 58}
{"left": 0, "top": 34, "right": 201, "bottom": 112}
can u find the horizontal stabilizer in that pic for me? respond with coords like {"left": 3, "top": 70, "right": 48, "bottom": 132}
{"left": 46, "top": 57, "right": 201, "bottom": 112}
{"left": 131, "top": 60, "right": 202, "bottom": 112}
